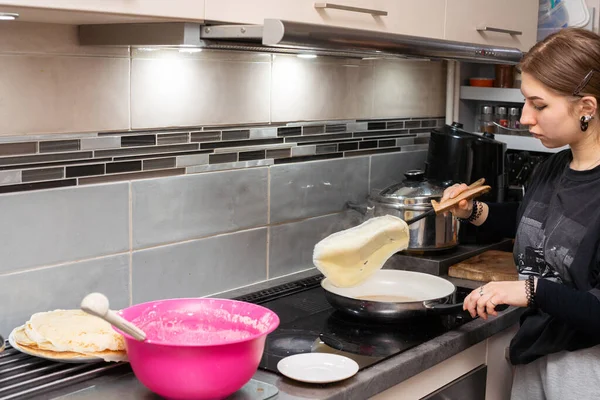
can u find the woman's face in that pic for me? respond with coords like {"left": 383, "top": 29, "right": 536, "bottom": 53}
{"left": 520, "top": 72, "right": 582, "bottom": 148}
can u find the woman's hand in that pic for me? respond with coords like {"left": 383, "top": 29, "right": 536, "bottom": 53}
{"left": 463, "top": 281, "right": 530, "bottom": 320}
{"left": 440, "top": 183, "right": 473, "bottom": 219}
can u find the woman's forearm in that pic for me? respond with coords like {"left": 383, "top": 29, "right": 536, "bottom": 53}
{"left": 470, "top": 201, "right": 489, "bottom": 226}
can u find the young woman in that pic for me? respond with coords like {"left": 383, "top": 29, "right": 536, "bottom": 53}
{"left": 441, "top": 28, "right": 600, "bottom": 400}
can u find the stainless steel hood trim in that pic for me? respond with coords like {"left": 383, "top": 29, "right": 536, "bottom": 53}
{"left": 256, "top": 19, "right": 522, "bottom": 64}
{"left": 79, "top": 19, "right": 523, "bottom": 64}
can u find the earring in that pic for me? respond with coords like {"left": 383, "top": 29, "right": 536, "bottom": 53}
{"left": 580, "top": 115, "right": 594, "bottom": 132}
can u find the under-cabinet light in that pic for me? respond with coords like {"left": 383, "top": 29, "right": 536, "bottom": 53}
{"left": 297, "top": 54, "right": 317, "bottom": 59}
{"left": 179, "top": 48, "right": 203, "bottom": 54}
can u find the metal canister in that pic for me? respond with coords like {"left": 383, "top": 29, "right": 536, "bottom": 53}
{"left": 508, "top": 107, "right": 520, "bottom": 129}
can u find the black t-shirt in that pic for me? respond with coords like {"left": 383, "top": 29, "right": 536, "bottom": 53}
{"left": 478, "top": 149, "right": 600, "bottom": 365}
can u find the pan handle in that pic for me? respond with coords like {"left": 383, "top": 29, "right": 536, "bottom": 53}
{"left": 425, "top": 302, "right": 509, "bottom": 315}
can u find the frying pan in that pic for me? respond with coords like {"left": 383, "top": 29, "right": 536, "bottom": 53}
{"left": 321, "top": 270, "right": 507, "bottom": 322}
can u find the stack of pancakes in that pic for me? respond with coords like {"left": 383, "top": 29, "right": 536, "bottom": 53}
{"left": 11, "top": 309, "right": 127, "bottom": 362}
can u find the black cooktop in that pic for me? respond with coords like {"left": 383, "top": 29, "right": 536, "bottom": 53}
{"left": 236, "top": 275, "right": 473, "bottom": 374}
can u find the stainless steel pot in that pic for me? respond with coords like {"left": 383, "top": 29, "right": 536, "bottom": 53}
{"left": 347, "top": 169, "right": 459, "bottom": 253}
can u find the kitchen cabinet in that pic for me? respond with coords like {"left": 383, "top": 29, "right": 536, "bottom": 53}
{"left": 0, "top": 0, "right": 538, "bottom": 51}
{"left": 485, "top": 324, "right": 518, "bottom": 400}
{"left": 371, "top": 324, "right": 518, "bottom": 400}
{"left": 205, "top": 0, "right": 537, "bottom": 51}
{"left": 445, "top": 0, "right": 539, "bottom": 52}
{"left": 204, "top": 0, "right": 446, "bottom": 39}
{"left": 0, "top": 0, "right": 205, "bottom": 24}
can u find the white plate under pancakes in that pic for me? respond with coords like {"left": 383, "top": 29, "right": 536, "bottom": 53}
{"left": 8, "top": 328, "right": 103, "bottom": 364}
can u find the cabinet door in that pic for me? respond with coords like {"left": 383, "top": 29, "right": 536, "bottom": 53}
{"left": 205, "top": 0, "right": 445, "bottom": 39}
{"left": 444, "top": 0, "right": 539, "bottom": 51}
{"left": 0, "top": 0, "right": 205, "bottom": 20}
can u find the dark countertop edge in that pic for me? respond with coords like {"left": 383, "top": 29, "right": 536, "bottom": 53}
{"left": 214, "top": 270, "right": 524, "bottom": 400}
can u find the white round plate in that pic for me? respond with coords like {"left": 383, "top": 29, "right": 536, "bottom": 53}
{"left": 8, "top": 328, "right": 103, "bottom": 364}
{"left": 277, "top": 353, "right": 359, "bottom": 384}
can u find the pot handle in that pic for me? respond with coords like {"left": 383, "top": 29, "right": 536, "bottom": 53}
{"left": 346, "top": 201, "right": 373, "bottom": 216}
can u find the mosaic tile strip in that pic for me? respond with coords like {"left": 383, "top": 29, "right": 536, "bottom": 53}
{"left": 0, "top": 117, "right": 443, "bottom": 193}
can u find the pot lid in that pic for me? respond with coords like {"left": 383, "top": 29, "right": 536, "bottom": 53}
{"left": 372, "top": 170, "right": 444, "bottom": 206}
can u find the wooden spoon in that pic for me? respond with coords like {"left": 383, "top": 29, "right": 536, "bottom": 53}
{"left": 404, "top": 178, "right": 491, "bottom": 225}
{"left": 81, "top": 292, "right": 147, "bottom": 341}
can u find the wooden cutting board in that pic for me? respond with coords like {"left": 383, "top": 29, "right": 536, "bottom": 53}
{"left": 448, "top": 250, "right": 518, "bottom": 282}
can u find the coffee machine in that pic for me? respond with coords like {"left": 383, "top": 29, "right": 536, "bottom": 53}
{"left": 425, "top": 122, "right": 507, "bottom": 201}
{"left": 424, "top": 122, "right": 507, "bottom": 244}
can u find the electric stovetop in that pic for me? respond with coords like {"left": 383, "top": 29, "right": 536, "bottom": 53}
{"left": 235, "top": 274, "right": 473, "bottom": 374}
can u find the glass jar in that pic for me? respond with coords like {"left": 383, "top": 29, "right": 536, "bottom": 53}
{"left": 480, "top": 105, "right": 495, "bottom": 133}
{"left": 495, "top": 65, "right": 515, "bottom": 88}
{"left": 495, "top": 106, "right": 509, "bottom": 128}
{"left": 508, "top": 107, "right": 521, "bottom": 129}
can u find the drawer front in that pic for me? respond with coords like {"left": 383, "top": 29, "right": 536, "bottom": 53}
{"left": 444, "top": 0, "right": 539, "bottom": 51}
{"left": 205, "top": 0, "right": 445, "bottom": 39}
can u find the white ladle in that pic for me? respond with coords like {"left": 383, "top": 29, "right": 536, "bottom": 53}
{"left": 81, "top": 292, "right": 147, "bottom": 341}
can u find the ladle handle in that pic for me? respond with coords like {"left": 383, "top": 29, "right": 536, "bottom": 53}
{"left": 105, "top": 310, "right": 147, "bottom": 341}
{"left": 81, "top": 293, "right": 146, "bottom": 341}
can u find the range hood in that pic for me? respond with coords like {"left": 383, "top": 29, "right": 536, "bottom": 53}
{"left": 79, "top": 19, "right": 523, "bottom": 64}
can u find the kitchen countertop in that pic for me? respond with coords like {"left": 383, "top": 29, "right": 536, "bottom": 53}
{"left": 246, "top": 274, "right": 523, "bottom": 400}
{"left": 47, "top": 270, "right": 524, "bottom": 400}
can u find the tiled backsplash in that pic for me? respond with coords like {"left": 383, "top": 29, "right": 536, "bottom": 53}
{"left": 0, "top": 142, "right": 429, "bottom": 334}
{"left": 0, "top": 118, "right": 438, "bottom": 194}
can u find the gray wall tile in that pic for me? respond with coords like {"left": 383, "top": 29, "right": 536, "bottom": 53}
{"left": 132, "top": 168, "right": 268, "bottom": 248}
{"left": 0, "top": 55, "right": 129, "bottom": 136}
{"left": 176, "top": 153, "right": 209, "bottom": 167}
{"left": 269, "top": 212, "right": 362, "bottom": 278}
{"left": 369, "top": 150, "right": 428, "bottom": 192}
{"left": 0, "top": 254, "right": 129, "bottom": 336}
{"left": 131, "top": 54, "right": 271, "bottom": 129}
{"left": 0, "top": 183, "right": 129, "bottom": 273}
{"left": 291, "top": 145, "right": 316, "bottom": 157}
{"left": 132, "top": 228, "right": 267, "bottom": 303}
{"left": 0, "top": 170, "right": 20, "bottom": 184}
{"left": 81, "top": 137, "right": 120, "bottom": 150}
{"left": 270, "top": 157, "right": 369, "bottom": 224}
{"left": 186, "top": 159, "right": 273, "bottom": 174}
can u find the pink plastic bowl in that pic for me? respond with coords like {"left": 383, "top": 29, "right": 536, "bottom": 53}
{"left": 114, "top": 298, "right": 279, "bottom": 400}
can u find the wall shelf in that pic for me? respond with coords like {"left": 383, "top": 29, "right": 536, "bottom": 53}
{"left": 459, "top": 86, "right": 524, "bottom": 103}
{"left": 494, "top": 134, "right": 567, "bottom": 153}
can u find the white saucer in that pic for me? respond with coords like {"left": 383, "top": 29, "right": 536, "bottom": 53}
{"left": 277, "top": 353, "right": 359, "bottom": 384}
